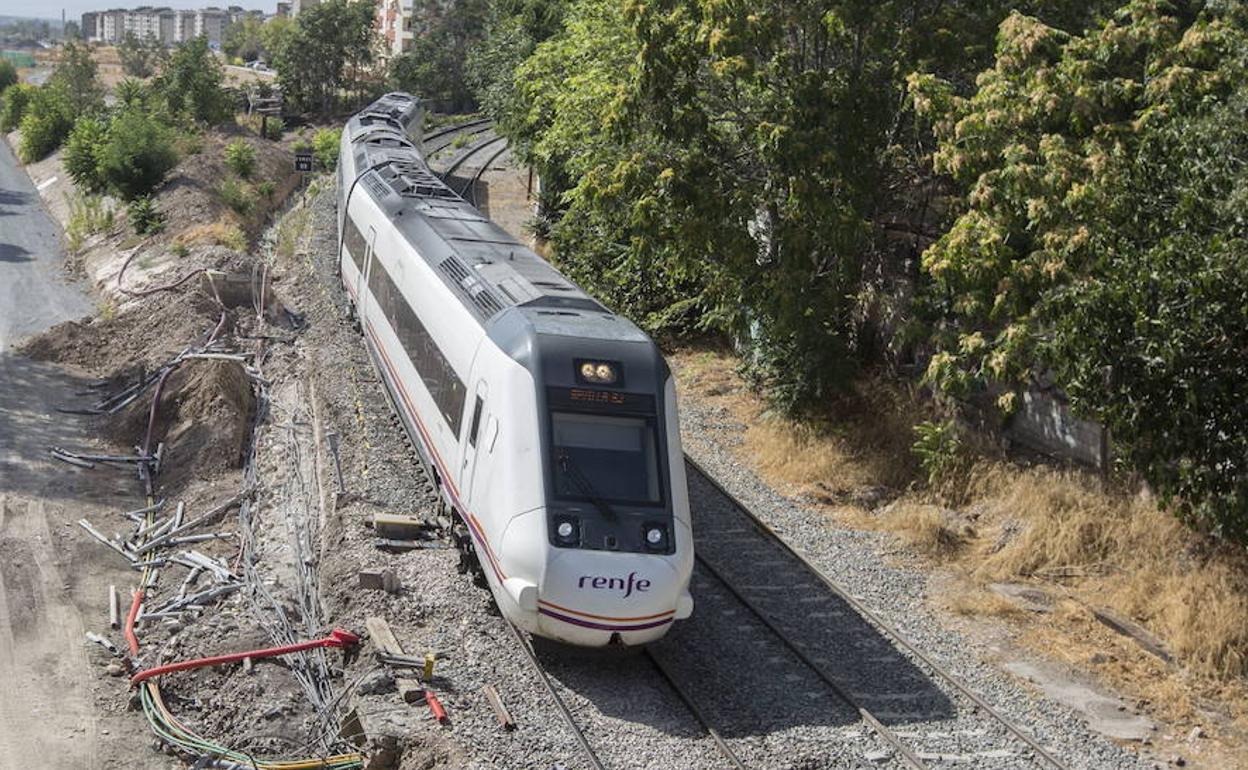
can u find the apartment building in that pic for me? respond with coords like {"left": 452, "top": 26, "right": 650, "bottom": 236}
{"left": 82, "top": 5, "right": 254, "bottom": 47}
{"left": 375, "top": 0, "right": 414, "bottom": 62}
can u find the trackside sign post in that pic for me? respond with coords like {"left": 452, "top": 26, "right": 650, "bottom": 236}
{"left": 295, "top": 151, "right": 314, "bottom": 202}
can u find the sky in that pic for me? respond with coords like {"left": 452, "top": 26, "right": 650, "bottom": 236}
{"left": 3, "top": 1, "right": 274, "bottom": 22}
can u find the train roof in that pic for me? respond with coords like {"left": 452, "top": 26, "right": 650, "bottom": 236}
{"left": 345, "top": 94, "right": 649, "bottom": 346}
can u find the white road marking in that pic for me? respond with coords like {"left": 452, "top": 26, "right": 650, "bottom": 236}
{"left": 35, "top": 176, "right": 58, "bottom": 191}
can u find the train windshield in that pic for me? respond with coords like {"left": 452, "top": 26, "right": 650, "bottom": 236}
{"left": 551, "top": 412, "right": 661, "bottom": 505}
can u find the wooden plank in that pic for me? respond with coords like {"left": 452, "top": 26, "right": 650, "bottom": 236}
{"left": 483, "top": 684, "right": 515, "bottom": 731}
{"left": 365, "top": 616, "right": 404, "bottom": 656}
{"left": 366, "top": 616, "right": 425, "bottom": 704}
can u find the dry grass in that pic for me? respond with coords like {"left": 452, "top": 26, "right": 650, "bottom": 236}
{"left": 668, "top": 343, "right": 1248, "bottom": 745}
{"left": 965, "top": 465, "right": 1248, "bottom": 681}
{"left": 879, "top": 501, "right": 970, "bottom": 557}
{"left": 176, "top": 218, "right": 247, "bottom": 252}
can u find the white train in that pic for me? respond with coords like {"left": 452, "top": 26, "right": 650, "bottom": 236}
{"left": 335, "top": 94, "right": 694, "bottom": 646}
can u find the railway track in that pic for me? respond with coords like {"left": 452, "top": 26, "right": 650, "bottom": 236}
{"left": 439, "top": 133, "right": 508, "bottom": 183}
{"left": 681, "top": 456, "right": 1075, "bottom": 770}
{"left": 503, "top": 457, "right": 1081, "bottom": 769}
{"left": 421, "top": 116, "right": 493, "bottom": 154}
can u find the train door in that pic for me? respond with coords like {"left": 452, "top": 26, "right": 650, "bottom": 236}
{"left": 461, "top": 381, "right": 488, "bottom": 504}
{"left": 357, "top": 225, "right": 378, "bottom": 313}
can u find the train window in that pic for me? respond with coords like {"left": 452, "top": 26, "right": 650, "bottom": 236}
{"left": 468, "top": 396, "right": 484, "bottom": 447}
{"left": 551, "top": 412, "right": 661, "bottom": 505}
{"left": 366, "top": 251, "right": 467, "bottom": 435}
{"left": 343, "top": 215, "right": 368, "bottom": 271}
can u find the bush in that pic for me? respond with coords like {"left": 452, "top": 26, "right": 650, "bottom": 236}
{"left": 63, "top": 117, "right": 107, "bottom": 192}
{"left": 155, "top": 37, "right": 231, "bottom": 125}
{"left": 262, "top": 116, "right": 283, "bottom": 140}
{"left": 17, "top": 87, "right": 73, "bottom": 162}
{"left": 0, "top": 59, "right": 16, "bottom": 94}
{"left": 127, "top": 195, "right": 164, "bottom": 235}
{"left": 224, "top": 139, "right": 257, "bottom": 179}
{"left": 97, "top": 109, "right": 179, "bottom": 199}
{"left": 256, "top": 179, "right": 276, "bottom": 199}
{"left": 313, "top": 128, "right": 340, "bottom": 170}
{"left": 65, "top": 193, "right": 114, "bottom": 251}
{"left": 0, "top": 82, "right": 35, "bottom": 131}
{"left": 219, "top": 177, "right": 254, "bottom": 215}
{"left": 114, "top": 77, "right": 147, "bottom": 109}
{"left": 911, "top": 420, "right": 965, "bottom": 488}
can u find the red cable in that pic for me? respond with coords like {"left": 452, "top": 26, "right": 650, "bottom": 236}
{"left": 130, "top": 628, "right": 359, "bottom": 686}
{"left": 125, "top": 588, "right": 144, "bottom": 656}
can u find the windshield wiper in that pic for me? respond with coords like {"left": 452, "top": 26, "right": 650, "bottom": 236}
{"left": 557, "top": 449, "right": 617, "bottom": 521}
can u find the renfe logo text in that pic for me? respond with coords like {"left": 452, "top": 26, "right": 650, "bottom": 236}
{"left": 578, "top": 571, "right": 651, "bottom": 598}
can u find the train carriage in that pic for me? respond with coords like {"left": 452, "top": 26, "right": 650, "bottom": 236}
{"left": 335, "top": 93, "right": 694, "bottom": 646}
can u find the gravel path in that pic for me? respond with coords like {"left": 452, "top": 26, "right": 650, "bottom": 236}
{"left": 677, "top": 397, "right": 1154, "bottom": 770}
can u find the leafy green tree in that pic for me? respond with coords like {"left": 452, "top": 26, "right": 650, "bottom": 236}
{"left": 0, "top": 59, "right": 17, "bottom": 94}
{"left": 48, "top": 39, "right": 103, "bottom": 115}
{"left": 0, "top": 82, "right": 35, "bottom": 130}
{"left": 223, "top": 15, "right": 265, "bottom": 62}
{"left": 97, "top": 108, "right": 179, "bottom": 199}
{"left": 913, "top": 2, "right": 1248, "bottom": 539}
{"left": 17, "top": 86, "right": 73, "bottom": 162}
{"left": 118, "top": 32, "right": 165, "bottom": 78}
{"left": 391, "top": 0, "right": 489, "bottom": 110}
{"left": 270, "top": 0, "right": 376, "bottom": 114}
{"left": 154, "top": 37, "right": 232, "bottom": 125}
{"left": 63, "top": 115, "right": 107, "bottom": 191}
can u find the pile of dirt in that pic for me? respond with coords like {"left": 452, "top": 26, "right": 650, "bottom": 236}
{"left": 106, "top": 359, "right": 256, "bottom": 494}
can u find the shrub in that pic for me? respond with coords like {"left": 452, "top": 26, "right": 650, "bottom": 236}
{"left": 127, "top": 195, "right": 164, "bottom": 235}
{"left": 171, "top": 242, "right": 189, "bottom": 258}
{"left": 219, "top": 177, "right": 254, "bottom": 215}
{"left": 0, "top": 59, "right": 16, "bottom": 93}
{"left": 65, "top": 193, "right": 114, "bottom": 251}
{"left": 0, "top": 83, "right": 36, "bottom": 131}
{"left": 312, "top": 128, "right": 340, "bottom": 170}
{"left": 17, "top": 87, "right": 73, "bottom": 162}
{"left": 912, "top": 420, "right": 965, "bottom": 488}
{"left": 114, "top": 77, "right": 147, "bottom": 109}
{"left": 63, "top": 117, "right": 107, "bottom": 192}
{"left": 97, "top": 109, "right": 179, "bottom": 199}
{"left": 256, "top": 179, "right": 276, "bottom": 199}
{"left": 262, "top": 116, "right": 283, "bottom": 140}
{"left": 224, "top": 139, "right": 257, "bottom": 179}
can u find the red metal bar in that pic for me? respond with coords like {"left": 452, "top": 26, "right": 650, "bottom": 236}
{"left": 130, "top": 628, "right": 360, "bottom": 686}
{"left": 426, "top": 690, "right": 447, "bottom": 723}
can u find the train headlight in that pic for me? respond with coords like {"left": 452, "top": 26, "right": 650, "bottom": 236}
{"left": 643, "top": 523, "right": 667, "bottom": 551}
{"left": 575, "top": 359, "right": 620, "bottom": 385}
{"left": 553, "top": 516, "right": 580, "bottom": 546}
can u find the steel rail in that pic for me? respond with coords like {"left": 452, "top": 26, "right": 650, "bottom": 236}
{"left": 420, "top": 117, "right": 492, "bottom": 147}
{"left": 424, "top": 122, "right": 496, "bottom": 158}
{"left": 641, "top": 648, "right": 751, "bottom": 770}
{"left": 459, "top": 141, "right": 512, "bottom": 207}
{"left": 504, "top": 621, "right": 607, "bottom": 770}
{"left": 684, "top": 456, "right": 1072, "bottom": 770}
{"left": 693, "top": 553, "right": 928, "bottom": 770}
{"left": 439, "top": 134, "right": 507, "bottom": 185}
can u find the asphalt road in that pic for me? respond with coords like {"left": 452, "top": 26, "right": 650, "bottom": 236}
{"left": 0, "top": 137, "right": 91, "bottom": 351}
{"left": 0, "top": 141, "right": 132, "bottom": 770}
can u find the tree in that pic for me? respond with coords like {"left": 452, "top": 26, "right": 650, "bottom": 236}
{"left": 270, "top": 0, "right": 376, "bottom": 114}
{"left": 96, "top": 107, "right": 179, "bottom": 199}
{"left": 118, "top": 32, "right": 165, "bottom": 78}
{"left": 49, "top": 39, "right": 102, "bottom": 115}
{"left": 154, "top": 37, "right": 231, "bottom": 124}
{"left": 0, "top": 83, "right": 35, "bottom": 131}
{"left": 0, "top": 59, "right": 17, "bottom": 94}
{"left": 390, "top": 0, "right": 489, "bottom": 110}
{"left": 63, "top": 115, "right": 107, "bottom": 191}
{"left": 17, "top": 86, "right": 73, "bottom": 162}
{"left": 913, "top": 3, "right": 1248, "bottom": 539}
{"left": 223, "top": 15, "right": 265, "bottom": 62}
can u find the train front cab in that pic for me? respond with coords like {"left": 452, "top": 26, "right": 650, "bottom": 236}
{"left": 471, "top": 326, "right": 694, "bottom": 647}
